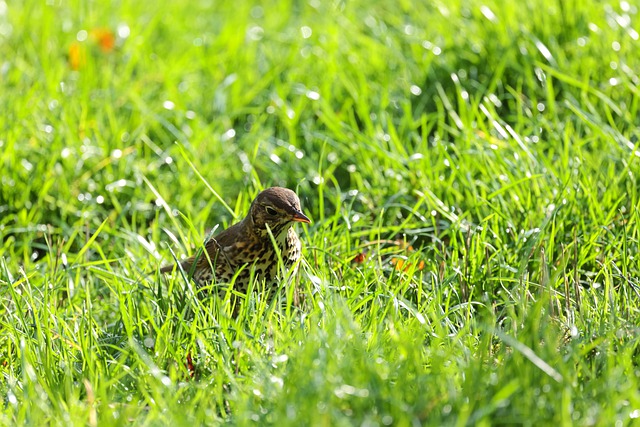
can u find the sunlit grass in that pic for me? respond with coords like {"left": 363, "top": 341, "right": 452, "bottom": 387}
{"left": 2, "top": 0, "right": 640, "bottom": 425}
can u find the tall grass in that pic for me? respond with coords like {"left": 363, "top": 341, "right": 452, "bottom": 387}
{"left": 1, "top": 0, "right": 639, "bottom": 425}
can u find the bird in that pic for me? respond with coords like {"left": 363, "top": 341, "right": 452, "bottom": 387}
{"left": 160, "top": 187, "right": 310, "bottom": 296}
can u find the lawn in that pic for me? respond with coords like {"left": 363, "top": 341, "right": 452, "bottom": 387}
{"left": 1, "top": 0, "right": 640, "bottom": 425}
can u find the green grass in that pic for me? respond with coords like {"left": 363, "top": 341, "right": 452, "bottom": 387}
{"left": 2, "top": 0, "right": 640, "bottom": 425}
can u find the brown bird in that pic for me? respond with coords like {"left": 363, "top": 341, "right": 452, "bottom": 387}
{"left": 160, "top": 187, "right": 310, "bottom": 295}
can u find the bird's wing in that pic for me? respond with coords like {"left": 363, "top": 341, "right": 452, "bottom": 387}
{"left": 191, "top": 234, "right": 227, "bottom": 270}
{"left": 160, "top": 221, "right": 246, "bottom": 274}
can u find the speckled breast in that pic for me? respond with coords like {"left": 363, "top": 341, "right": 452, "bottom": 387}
{"left": 194, "top": 226, "right": 302, "bottom": 294}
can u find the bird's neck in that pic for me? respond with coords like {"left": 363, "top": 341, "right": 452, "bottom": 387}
{"left": 257, "top": 222, "right": 292, "bottom": 242}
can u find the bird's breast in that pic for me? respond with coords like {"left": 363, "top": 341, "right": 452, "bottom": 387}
{"left": 196, "top": 226, "right": 301, "bottom": 289}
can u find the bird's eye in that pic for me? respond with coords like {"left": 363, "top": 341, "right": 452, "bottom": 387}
{"left": 265, "top": 206, "right": 278, "bottom": 216}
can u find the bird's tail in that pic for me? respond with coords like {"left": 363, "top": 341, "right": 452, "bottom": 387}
{"left": 159, "top": 260, "right": 192, "bottom": 274}
{"left": 159, "top": 264, "right": 174, "bottom": 274}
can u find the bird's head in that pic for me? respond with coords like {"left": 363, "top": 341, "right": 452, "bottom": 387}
{"left": 249, "top": 187, "right": 310, "bottom": 236}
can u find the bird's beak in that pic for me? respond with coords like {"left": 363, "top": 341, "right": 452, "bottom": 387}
{"left": 291, "top": 210, "right": 311, "bottom": 224}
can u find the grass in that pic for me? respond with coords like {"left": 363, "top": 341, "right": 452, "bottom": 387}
{"left": 2, "top": 0, "right": 640, "bottom": 425}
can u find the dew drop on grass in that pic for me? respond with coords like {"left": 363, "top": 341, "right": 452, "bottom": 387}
{"left": 21, "top": 159, "right": 33, "bottom": 171}
{"left": 364, "top": 15, "right": 376, "bottom": 28}
{"left": 106, "top": 179, "right": 127, "bottom": 192}
{"left": 300, "top": 26, "right": 312, "bottom": 39}
{"left": 273, "top": 354, "right": 288, "bottom": 363}
{"left": 117, "top": 23, "right": 130, "bottom": 39}
{"left": 76, "top": 30, "right": 88, "bottom": 41}
{"left": 247, "top": 26, "right": 264, "bottom": 41}
{"left": 487, "top": 93, "right": 501, "bottom": 107}
{"left": 286, "top": 108, "right": 295, "bottom": 119}
{"left": 615, "top": 14, "right": 631, "bottom": 28}
{"left": 270, "top": 153, "right": 282, "bottom": 164}
{"left": 306, "top": 90, "right": 320, "bottom": 100}
{"left": 163, "top": 100, "right": 175, "bottom": 110}
{"left": 270, "top": 376, "right": 284, "bottom": 388}
{"left": 480, "top": 6, "right": 497, "bottom": 23}
{"left": 535, "top": 40, "right": 553, "bottom": 62}
{"left": 221, "top": 128, "right": 236, "bottom": 141}
{"left": 111, "top": 149, "right": 122, "bottom": 159}
{"left": 410, "top": 85, "right": 422, "bottom": 96}
{"left": 137, "top": 235, "right": 157, "bottom": 254}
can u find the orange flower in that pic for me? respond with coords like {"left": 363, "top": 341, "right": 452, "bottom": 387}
{"left": 68, "top": 42, "right": 86, "bottom": 70}
{"left": 391, "top": 258, "right": 425, "bottom": 272}
{"left": 91, "top": 28, "right": 116, "bottom": 53}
